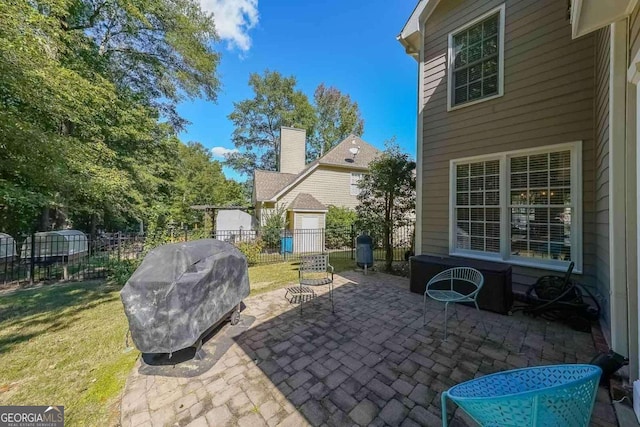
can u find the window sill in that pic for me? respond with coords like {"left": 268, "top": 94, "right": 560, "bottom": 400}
{"left": 449, "top": 251, "right": 582, "bottom": 274}
{"left": 447, "top": 92, "right": 504, "bottom": 112}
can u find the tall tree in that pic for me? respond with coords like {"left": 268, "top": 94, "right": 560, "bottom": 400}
{"left": 0, "top": 0, "right": 222, "bottom": 235}
{"left": 169, "top": 142, "right": 248, "bottom": 227}
{"left": 356, "top": 141, "right": 415, "bottom": 272}
{"left": 66, "top": 0, "right": 221, "bottom": 128}
{"left": 309, "top": 84, "right": 365, "bottom": 159}
{"left": 226, "top": 70, "right": 316, "bottom": 175}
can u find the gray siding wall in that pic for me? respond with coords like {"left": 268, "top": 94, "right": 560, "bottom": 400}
{"left": 594, "top": 27, "right": 611, "bottom": 328}
{"left": 631, "top": 5, "right": 640, "bottom": 63}
{"left": 420, "top": 0, "right": 596, "bottom": 290}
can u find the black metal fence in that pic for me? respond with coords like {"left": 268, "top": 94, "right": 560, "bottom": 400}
{"left": 0, "top": 233, "right": 144, "bottom": 288}
{"left": 0, "top": 224, "right": 415, "bottom": 287}
{"left": 213, "top": 224, "right": 415, "bottom": 265}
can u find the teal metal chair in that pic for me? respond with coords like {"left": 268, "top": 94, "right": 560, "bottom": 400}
{"left": 441, "top": 364, "right": 602, "bottom": 427}
{"left": 423, "top": 267, "right": 485, "bottom": 340}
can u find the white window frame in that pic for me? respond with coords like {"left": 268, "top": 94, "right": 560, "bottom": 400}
{"left": 447, "top": 4, "right": 506, "bottom": 111}
{"left": 350, "top": 172, "right": 364, "bottom": 196}
{"left": 448, "top": 141, "right": 583, "bottom": 273}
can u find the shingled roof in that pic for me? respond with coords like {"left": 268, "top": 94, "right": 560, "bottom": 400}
{"left": 288, "top": 193, "right": 327, "bottom": 211}
{"left": 317, "top": 135, "right": 380, "bottom": 169}
{"left": 253, "top": 170, "right": 297, "bottom": 201}
{"left": 253, "top": 135, "right": 381, "bottom": 202}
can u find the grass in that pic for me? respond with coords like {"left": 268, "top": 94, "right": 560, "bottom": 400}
{"left": 0, "top": 281, "right": 138, "bottom": 426}
{"left": 0, "top": 253, "right": 366, "bottom": 425}
{"left": 248, "top": 252, "right": 354, "bottom": 295}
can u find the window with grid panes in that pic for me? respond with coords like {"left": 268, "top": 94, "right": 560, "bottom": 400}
{"left": 350, "top": 173, "right": 364, "bottom": 195}
{"left": 451, "top": 12, "right": 500, "bottom": 106}
{"left": 509, "top": 150, "right": 572, "bottom": 261}
{"left": 454, "top": 160, "right": 501, "bottom": 253}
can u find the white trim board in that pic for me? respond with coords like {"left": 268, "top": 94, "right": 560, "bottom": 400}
{"left": 446, "top": 4, "right": 505, "bottom": 112}
{"left": 610, "top": 20, "right": 630, "bottom": 356}
{"left": 448, "top": 141, "right": 583, "bottom": 273}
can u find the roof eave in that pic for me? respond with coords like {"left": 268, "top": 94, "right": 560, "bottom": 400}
{"left": 570, "top": 0, "right": 638, "bottom": 38}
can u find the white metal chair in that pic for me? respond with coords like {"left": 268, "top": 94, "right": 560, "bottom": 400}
{"left": 423, "top": 267, "right": 486, "bottom": 341}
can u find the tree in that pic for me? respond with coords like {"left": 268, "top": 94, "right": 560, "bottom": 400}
{"left": 0, "top": 0, "right": 223, "bottom": 235}
{"left": 309, "top": 84, "right": 365, "bottom": 159}
{"left": 66, "top": 0, "right": 221, "bottom": 129}
{"left": 356, "top": 141, "right": 415, "bottom": 272}
{"left": 169, "top": 142, "right": 248, "bottom": 228}
{"left": 226, "top": 70, "right": 316, "bottom": 176}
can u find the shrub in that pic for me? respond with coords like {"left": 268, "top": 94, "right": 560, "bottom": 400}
{"left": 326, "top": 206, "right": 356, "bottom": 249}
{"left": 260, "top": 205, "right": 288, "bottom": 249}
{"left": 236, "top": 239, "right": 264, "bottom": 266}
{"left": 109, "top": 258, "right": 142, "bottom": 287}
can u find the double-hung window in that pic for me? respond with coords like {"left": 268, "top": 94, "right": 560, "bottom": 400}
{"left": 448, "top": 4, "right": 505, "bottom": 110}
{"left": 350, "top": 173, "right": 364, "bottom": 196}
{"left": 450, "top": 142, "right": 582, "bottom": 272}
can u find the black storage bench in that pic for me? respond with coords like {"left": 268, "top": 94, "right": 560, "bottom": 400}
{"left": 410, "top": 255, "right": 513, "bottom": 314}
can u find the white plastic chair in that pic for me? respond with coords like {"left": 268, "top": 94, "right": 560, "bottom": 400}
{"left": 423, "top": 267, "right": 486, "bottom": 341}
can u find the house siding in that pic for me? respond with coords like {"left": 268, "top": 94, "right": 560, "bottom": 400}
{"left": 277, "top": 166, "right": 363, "bottom": 210}
{"left": 420, "top": 0, "right": 596, "bottom": 291}
{"left": 594, "top": 27, "right": 611, "bottom": 329}
{"left": 631, "top": 4, "right": 640, "bottom": 63}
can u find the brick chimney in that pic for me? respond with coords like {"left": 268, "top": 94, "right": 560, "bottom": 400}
{"left": 279, "top": 127, "right": 306, "bottom": 174}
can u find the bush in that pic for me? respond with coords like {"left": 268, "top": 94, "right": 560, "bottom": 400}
{"left": 236, "top": 239, "right": 264, "bottom": 266}
{"left": 109, "top": 258, "right": 142, "bottom": 287}
{"left": 326, "top": 206, "right": 356, "bottom": 249}
{"left": 261, "top": 205, "right": 288, "bottom": 249}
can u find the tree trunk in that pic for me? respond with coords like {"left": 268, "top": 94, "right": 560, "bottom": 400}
{"left": 39, "top": 207, "right": 49, "bottom": 231}
{"left": 385, "top": 194, "right": 393, "bottom": 272}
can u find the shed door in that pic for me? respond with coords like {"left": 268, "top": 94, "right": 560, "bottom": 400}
{"left": 297, "top": 216, "right": 321, "bottom": 253}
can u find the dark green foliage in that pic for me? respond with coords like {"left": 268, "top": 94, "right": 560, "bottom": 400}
{"left": 309, "top": 84, "right": 365, "bottom": 160}
{"left": 0, "top": 0, "right": 245, "bottom": 236}
{"left": 356, "top": 141, "right": 416, "bottom": 271}
{"left": 325, "top": 206, "right": 356, "bottom": 249}
{"left": 260, "top": 205, "right": 288, "bottom": 248}
{"left": 226, "top": 70, "right": 316, "bottom": 176}
{"left": 226, "top": 73, "right": 365, "bottom": 175}
{"left": 235, "top": 240, "right": 264, "bottom": 266}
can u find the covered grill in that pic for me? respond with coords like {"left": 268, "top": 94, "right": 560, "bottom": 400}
{"left": 121, "top": 239, "right": 250, "bottom": 356}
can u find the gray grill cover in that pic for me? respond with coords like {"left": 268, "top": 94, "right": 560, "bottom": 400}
{"left": 121, "top": 239, "right": 250, "bottom": 354}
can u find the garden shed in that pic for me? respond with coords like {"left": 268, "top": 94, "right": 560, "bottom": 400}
{"left": 21, "top": 230, "right": 89, "bottom": 262}
{"left": 0, "top": 233, "right": 17, "bottom": 261}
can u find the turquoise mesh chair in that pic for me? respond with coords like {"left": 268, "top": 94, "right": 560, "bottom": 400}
{"left": 423, "top": 267, "right": 486, "bottom": 341}
{"left": 441, "top": 364, "right": 602, "bottom": 427}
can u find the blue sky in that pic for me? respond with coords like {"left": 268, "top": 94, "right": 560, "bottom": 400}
{"left": 177, "top": 0, "right": 418, "bottom": 181}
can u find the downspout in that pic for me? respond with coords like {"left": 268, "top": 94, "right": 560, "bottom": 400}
{"left": 414, "top": 22, "right": 425, "bottom": 255}
{"left": 610, "top": 20, "right": 630, "bottom": 356}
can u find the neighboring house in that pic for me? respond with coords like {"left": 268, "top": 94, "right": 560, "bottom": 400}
{"left": 253, "top": 127, "right": 380, "bottom": 252}
{"left": 399, "top": 0, "right": 640, "bottom": 407}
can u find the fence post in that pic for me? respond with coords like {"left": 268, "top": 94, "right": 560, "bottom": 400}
{"left": 350, "top": 224, "right": 356, "bottom": 260}
{"left": 29, "top": 233, "right": 35, "bottom": 284}
{"left": 117, "top": 231, "right": 121, "bottom": 262}
{"left": 184, "top": 228, "right": 188, "bottom": 242}
{"left": 283, "top": 228, "right": 287, "bottom": 261}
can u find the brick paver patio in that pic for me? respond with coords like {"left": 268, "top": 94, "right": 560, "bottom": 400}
{"left": 120, "top": 271, "right": 617, "bottom": 427}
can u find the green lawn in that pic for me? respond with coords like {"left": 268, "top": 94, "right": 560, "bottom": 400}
{"left": 0, "top": 256, "right": 357, "bottom": 426}
{"left": 249, "top": 253, "right": 355, "bottom": 295}
{"left": 0, "top": 281, "right": 138, "bottom": 426}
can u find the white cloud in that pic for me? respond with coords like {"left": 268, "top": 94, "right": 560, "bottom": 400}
{"left": 211, "top": 146, "right": 238, "bottom": 158}
{"left": 199, "top": 0, "right": 259, "bottom": 52}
